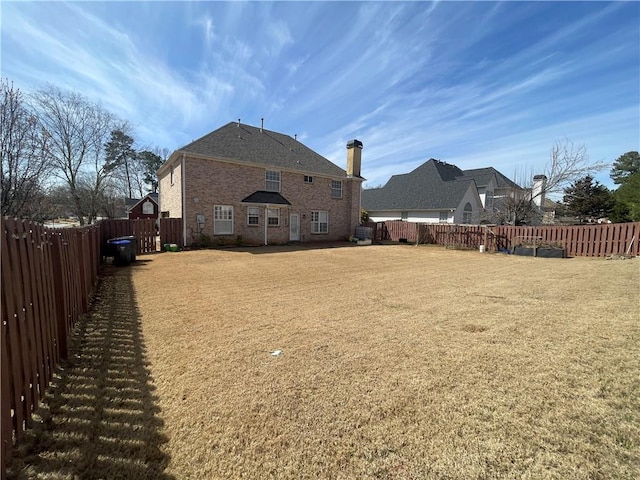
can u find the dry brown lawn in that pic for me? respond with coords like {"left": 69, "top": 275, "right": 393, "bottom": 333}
{"left": 133, "top": 245, "right": 639, "bottom": 479}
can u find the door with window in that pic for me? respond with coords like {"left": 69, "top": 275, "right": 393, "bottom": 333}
{"left": 289, "top": 213, "right": 300, "bottom": 241}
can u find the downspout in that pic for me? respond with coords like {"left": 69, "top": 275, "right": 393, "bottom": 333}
{"left": 181, "top": 153, "right": 187, "bottom": 247}
{"left": 264, "top": 205, "right": 268, "bottom": 246}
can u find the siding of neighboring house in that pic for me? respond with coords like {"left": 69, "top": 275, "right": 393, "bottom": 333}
{"left": 453, "top": 184, "right": 483, "bottom": 224}
{"left": 158, "top": 161, "right": 183, "bottom": 218}
{"left": 476, "top": 177, "right": 498, "bottom": 210}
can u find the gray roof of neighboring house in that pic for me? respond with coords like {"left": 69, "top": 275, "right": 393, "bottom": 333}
{"left": 362, "top": 159, "right": 523, "bottom": 212}
{"left": 177, "top": 121, "right": 347, "bottom": 178}
{"left": 362, "top": 159, "right": 474, "bottom": 211}
{"left": 460, "top": 167, "right": 522, "bottom": 190}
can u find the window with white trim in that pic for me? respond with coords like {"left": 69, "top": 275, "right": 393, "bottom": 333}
{"left": 142, "top": 200, "right": 154, "bottom": 215}
{"left": 267, "top": 208, "right": 280, "bottom": 226}
{"left": 265, "top": 170, "right": 281, "bottom": 192}
{"left": 311, "top": 210, "right": 328, "bottom": 234}
{"left": 304, "top": 175, "right": 313, "bottom": 183}
{"left": 247, "top": 207, "right": 259, "bottom": 226}
{"left": 331, "top": 180, "right": 343, "bottom": 198}
{"left": 214, "top": 205, "right": 233, "bottom": 234}
{"left": 462, "top": 203, "right": 473, "bottom": 224}
{"left": 439, "top": 211, "right": 449, "bottom": 223}
{"left": 170, "top": 166, "right": 175, "bottom": 185}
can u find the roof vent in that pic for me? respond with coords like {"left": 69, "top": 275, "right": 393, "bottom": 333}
{"left": 237, "top": 118, "right": 241, "bottom": 127}
{"left": 260, "top": 117, "right": 264, "bottom": 132}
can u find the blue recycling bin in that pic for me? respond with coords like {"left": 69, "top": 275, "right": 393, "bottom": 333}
{"left": 110, "top": 235, "right": 137, "bottom": 262}
{"left": 107, "top": 238, "right": 132, "bottom": 266}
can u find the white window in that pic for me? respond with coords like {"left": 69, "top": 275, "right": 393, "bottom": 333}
{"left": 265, "top": 170, "right": 280, "bottom": 192}
{"left": 247, "top": 207, "right": 259, "bottom": 226}
{"left": 311, "top": 210, "right": 328, "bottom": 234}
{"left": 439, "top": 211, "right": 449, "bottom": 223}
{"left": 214, "top": 205, "right": 233, "bottom": 234}
{"left": 485, "top": 190, "right": 494, "bottom": 211}
{"left": 142, "top": 200, "right": 154, "bottom": 215}
{"left": 462, "top": 203, "right": 473, "bottom": 224}
{"left": 267, "top": 208, "right": 280, "bottom": 226}
{"left": 304, "top": 175, "right": 313, "bottom": 183}
{"left": 170, "top": 166, "right": 175, "bottom": 185}
{"left": 331, "top": 180, "right": 343, "bottom": 198}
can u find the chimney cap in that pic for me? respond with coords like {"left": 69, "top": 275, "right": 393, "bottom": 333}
{"left": 533, "top": 174, "right": 547, "bottom": 180}
{"left": 347, "top": 139, "right": 363, "bottom": 149}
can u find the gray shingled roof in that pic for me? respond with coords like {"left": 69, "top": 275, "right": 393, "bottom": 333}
{"left": 460, "top": 167, "right": 522, "bottom": 190}
{"left": 362, "top": 159, "right": 522, "bottom": 212}
{"left": 178, "top": 121, "right": 346, "bottom": 177}
{"left": 241, "top": 191, "right": 292, "bottom": 205}
{"left": 362, "top": 159, "right": 474, "bottom": 211}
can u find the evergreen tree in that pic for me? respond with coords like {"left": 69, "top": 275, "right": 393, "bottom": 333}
{"left": 563, "top": 176, "right": 615, "bottom": 222}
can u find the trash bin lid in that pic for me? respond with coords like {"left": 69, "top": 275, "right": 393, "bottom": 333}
{"left": 109, "top": 239, "right": 131, "bottom": 245}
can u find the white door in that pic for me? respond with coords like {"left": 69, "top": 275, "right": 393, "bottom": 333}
{"left": 289, "top": 213, "right": 300, "bottom": 241}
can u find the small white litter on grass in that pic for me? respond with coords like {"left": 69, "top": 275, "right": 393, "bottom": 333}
{"left": 270, "top": 350, "right": 282, "bottom": 356}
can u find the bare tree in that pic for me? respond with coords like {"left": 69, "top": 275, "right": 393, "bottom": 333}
{"left": 490, "top": 139, "right": 608, "bottom": 225}
{"left": 30, "top": 85, "right": 115, "bottom": 225}
{"left": 1, "top": 79, "right": 51, "bottom": 218}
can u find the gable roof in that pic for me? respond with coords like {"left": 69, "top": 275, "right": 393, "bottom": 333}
{"left": 126, "top": 193, "right": 159, "bottom": 212}
{"left": 460, "top": 167, "right": 522, "bottom": 190}
{"left": 362, "top": 159, "right": 522, "bottom": 212}
{"left": 175, "top": 121, "right": 346, "bottom": 178}
{"left": 362, "top": 159, "right": 475, "bottom": 211}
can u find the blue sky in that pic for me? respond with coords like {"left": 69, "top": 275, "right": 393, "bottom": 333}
{"left": 2, "top": 1, "right": 639, "bottom": 191}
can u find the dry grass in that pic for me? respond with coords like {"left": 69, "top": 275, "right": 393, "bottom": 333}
{"left": 9, "top": 244, "right": 639, "bottom": 479}
{"left": 132, "top": 245, "right": 639, "bottom": 479}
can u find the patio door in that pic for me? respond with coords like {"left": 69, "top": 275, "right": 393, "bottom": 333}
{"left": 289, "top": 213, "right": 300, "bottom": 241}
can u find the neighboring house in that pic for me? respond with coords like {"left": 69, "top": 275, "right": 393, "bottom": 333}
{"left": 362, "top": 159, "right": 523, "bottom": 224}
{"left": 111, "top": 198, "right": 139, "bottom": 219}
{"left": 127, "top": 193, "right": 159, "bottom": 221}
{"left": 157, "top": 121, "right": 364, "bottom": 246}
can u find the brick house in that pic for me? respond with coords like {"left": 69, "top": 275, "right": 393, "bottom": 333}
{"left": 157, "top": 121, "right": 364, "bottom": 246}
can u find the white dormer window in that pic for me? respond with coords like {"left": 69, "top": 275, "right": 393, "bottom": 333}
{"left": 265, "top": 170, "right": 281, "bottom": 192}
{"left": 142, "top": 200, "right": 154, "bottom": 215}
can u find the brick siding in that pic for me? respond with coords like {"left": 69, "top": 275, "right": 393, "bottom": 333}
{"left": 160, "top": 155, "right": 363, "bottom": 246}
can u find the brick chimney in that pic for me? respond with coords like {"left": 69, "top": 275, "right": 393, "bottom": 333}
{"left": 346, "top": 139, "right": 363, "bottom": 177}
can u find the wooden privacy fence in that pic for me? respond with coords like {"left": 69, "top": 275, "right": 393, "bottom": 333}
{"left": 159, "top": 217, "right": 183, "bottom": 248}
{"left": 1, "top": 218, "right": 101, "bottom": 477}
{"left": 100, "top": 218, "right": 156, "bottom": 256}
{"left": 372, "top": 221, "right": 640, "bottom": 257}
